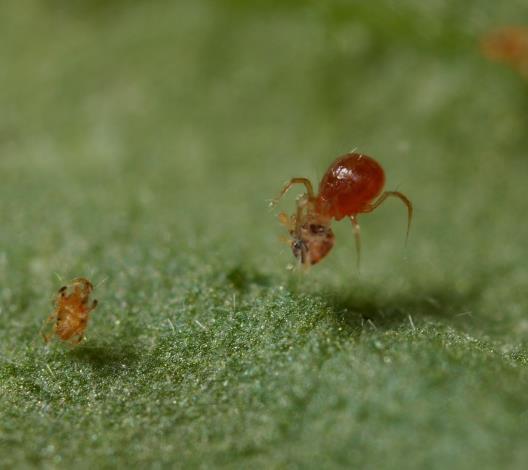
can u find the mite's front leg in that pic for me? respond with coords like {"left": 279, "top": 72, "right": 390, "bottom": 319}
{"left": 270, "top": 178, "right": 314, "bottom": 208}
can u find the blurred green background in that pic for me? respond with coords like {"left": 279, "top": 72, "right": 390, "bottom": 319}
{"left": 2, "top": 0, "right": 528, "bottom": 468}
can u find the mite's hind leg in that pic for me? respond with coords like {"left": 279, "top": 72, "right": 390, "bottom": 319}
{"left": 70, "top": 334, "right": 85, "bottom": 345}
{"left": 68, "top": 320, "right": 88, "bottom": 345}
{"left": 42, "top": 329, "right": 55, "bottom": 343}
{"left": 270, "top": 178, "right": 314, "bottom": 208}
{"left": 349, "top": 215, "right": 361, "bottom": 269}
{"left": 365, "top": 191, "right": 413, "bottom": 244}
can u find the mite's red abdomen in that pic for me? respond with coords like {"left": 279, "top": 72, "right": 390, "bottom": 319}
{"left": 317, "top": 153, "right": 385, "bottom": 220}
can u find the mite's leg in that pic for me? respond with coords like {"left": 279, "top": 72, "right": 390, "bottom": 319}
{"left": 277, "top": 212, "right": 294, "bottom": 246}
{"left": 365, "top": 191, "right": 413, "bottom": 244}
{"left": 68, "top": 320, "right": 88, "bottom": 345}
{"left": 270, "top": 178, "right": 314, "bottom": 208}
{"left": 81, "top": 295, "right": 98, "bottom": 308}
{"left": 278, "top": 235, "right": 292, "bottom": 246}
{"left": 73, "top": 333, "right": 85, "bottom": 345}
{"left": 41, "top": 312, "right": 58, "bottom": 343}
{"left": 295, "top": 195, "right": 309, "bottom": 225}
{"left": 278, "top": 212, "right": 293, "bottom": 230}
{"left": 349, "top": 215, "right": 361, "bottom": 269}
{"left": 67, "top": 333, "right": 84, "bottom": 345}
{"left": 42, "top": 329, "right": 54, "bottom": 343}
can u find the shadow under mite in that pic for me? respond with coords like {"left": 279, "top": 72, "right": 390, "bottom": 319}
{"left": 67, "top": 340, "right": 141, "bottom": 375}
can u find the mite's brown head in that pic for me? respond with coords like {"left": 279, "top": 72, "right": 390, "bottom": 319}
{"left": 57, "top": 277, "right": 94, "bottom": 305}
{"left": 291, "top": 222, "right": 335, "bottom": 266}
{"left": 71, "top": 277, "right": 94, "bottom": 293}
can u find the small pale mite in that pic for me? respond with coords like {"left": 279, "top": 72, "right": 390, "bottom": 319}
{"left": 481, "top": 27, "right": 528, "bottom": 78}
{"left": 42, "top": 277, "right": 98, "bottom": 345}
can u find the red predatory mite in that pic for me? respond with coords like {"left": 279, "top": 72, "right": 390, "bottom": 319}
{"left": 271, "top": 153, "right": 413, "bottom": 266}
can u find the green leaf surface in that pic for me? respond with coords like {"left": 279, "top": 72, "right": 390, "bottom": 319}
{"left": 1, "top": 1, "right": 528, "bottom": 468}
